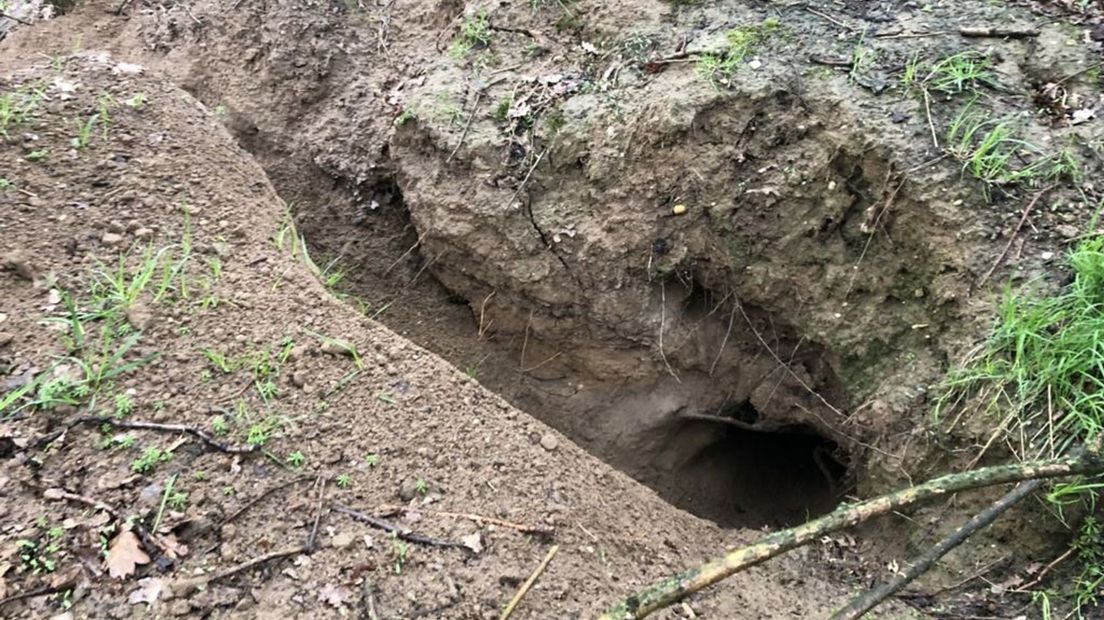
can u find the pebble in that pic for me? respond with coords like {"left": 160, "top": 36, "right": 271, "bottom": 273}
{"left": 539, "top": 432, "right": 559, "bottom": 451}
{"left": 331, "top": 532, "right": 356, "bottom": 548}
{"left": 134, "top": 227, "right": 154, "bottom": 240}
{"left": 102, "top": 232, "right": 125, "bottom": 246}
{"left": 138, "top": 483, "right": 163, "bottom": 508}
{"left": 0, "top": 333, "right": 11, "bottom": 348}
{"left": 1056, "top": 224, "right": 1080, "bottom": 239}
{"left": 398, "top": 479, "right": 419, "bottom": 502}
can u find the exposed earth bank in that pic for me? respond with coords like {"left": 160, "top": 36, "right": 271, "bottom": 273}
{"left": 1, "top": 0, "right": 1103, "bottom": 617}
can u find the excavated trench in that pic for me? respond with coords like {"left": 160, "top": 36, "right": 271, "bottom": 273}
{"left": 287, "top": 168, "right": 853, "bottom": 529}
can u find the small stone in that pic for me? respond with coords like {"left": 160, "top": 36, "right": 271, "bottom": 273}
{"left": 134, "top": 227, "right": 154, "bottom": 241}
{"left": 398, "top": 479, "right": 419, "bottom": 502}
{"left": 138, "top": 483, "right": 164, "bottom": 508}
{"left": 0, "top": 333, "right": 12, "bottom": 348}
{"left": 331, "top": 532, "right": 356, "bottom": 548}
{"left": 1056, "top": 224, "right": 1080, "bottom": 239}
{"left": 290, "top": 371, "right": 306, "bottom": 388}
{"left": 671, "top": 204, "right": 687, "bottom": 216}
{"left": 102, "top": 232, "right": 125, "bottom": 246}
{"left": 107, "top": 220, "right": 126, "bottom": 233}
{"left": 168, "top": 600, "right": 193, "bottom": 616}
{"left": 539, "top": 433, "right": 559, "bottom": 451}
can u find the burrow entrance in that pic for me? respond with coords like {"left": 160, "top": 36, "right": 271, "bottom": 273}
{"left": 273, "top": 165, "right": 852, "bottom": 529}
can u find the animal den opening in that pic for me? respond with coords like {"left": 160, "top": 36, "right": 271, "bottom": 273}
{"left": 663, "top": 405, "right": 851, "bottom": 529}
{"left": 289, "top": 191, "right": 853, "bottom": 530}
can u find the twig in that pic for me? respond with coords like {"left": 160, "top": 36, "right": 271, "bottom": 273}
{"left": 977, "top": 185, "right": 1057, "bottom": 286}
{"left": 922, "top": 89, "right": 938, "bottom": 149}
{"left": 383, "top": 232, "right": 427, "bottom": 276}
{"left": 657, "top": 282, "right": 680, "bottom": 383}
{"left": 520, "top": 351, "right": 562, "bottom": 373}
{"left": 67, "top": 416, "right": 257, "bottom": 454}
{"left": 959, "top": 26, "right": 1039, "bottom": 39}
{"left": 221, "top": 477, "right": 311, "bottom": 526}
{"left": 447, "top": 91, "right": 482, "bottom": 163}
{"left": 0, "top": 582, "right": 75, "bottom": 610}
{"left": 379, "top": 505, "right": 555, "bottom": 537}
{"left": 597, "top": 440, "right": 1104, "bottom": 619}
{"left": 364, "top": 581, "right": 381, "bottom": 620}
{"left": 677, "top": 410, "right": 761, "bottom": 432}
{"left": 734, "top": 300, "right": 843, "bottom": 418}
{"left": 804, "top": 6, "right": 856, "bottom": 31}
{"left": 809, "top": 55, "right": 854, "bottom": 68}
{"left": 874, "top": 30, "right": 949, "bottom": 40}
{"left": 306, "top": 476, "right": 326, "bottom": 551}
{"left": 500, "top": 545, "right": 559, "bottom": 620}
{"left": 844, "top": 176, "right": 906, "bottom": 300}
{"left": 1056, "top": 61, "right": 1104, "bottom": 86}
{"left": 0, "top": 11, "right": 32, "bottom": 25}
{"left": 708, "top": 302, "right": 738, "bottom": 377}
{"left": 333, "top": 504, "right": 470, "bottom": 549}
{"left": 1012, "top": 546, "right": 1075, "bottom": 593}
{"left": 172, "top": 547, "right": 306, "bottom": 595}
{"left": 831, "top": 479, "right": 1043, "bottom": 619}
{"left": 505, "top": 148, "right": 549, "bottom": 211}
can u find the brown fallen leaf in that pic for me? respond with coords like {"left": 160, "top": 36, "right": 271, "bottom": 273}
{"left": 160, "top": 534, "right": 189, "bottom": 560}
{"left": 128, "top": 577, "right": 164, "bottom": 605}
{"left": 105, "top": 530, "right": 150, "bottom": 579}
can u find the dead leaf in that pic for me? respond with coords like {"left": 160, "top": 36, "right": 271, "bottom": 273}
{"left": 160, "top": 534, "right": 189, "bottom": 560}
{"left": 318, "top": 583, "right": 350, "bottom": 608}
{"left": 461, "top": 533, "right": 484, "bottom": 555}
{"left": 128, "top": 577, "right": 163, "bottom": 605}
{"left": 105, "top": 530, "right": 150, "bottom": 579}
{"left": 86, "top": 511, "right": 112, "bottom": 529}
{"left": 1072, "top": 108, "right": 1096, "bottom": 125}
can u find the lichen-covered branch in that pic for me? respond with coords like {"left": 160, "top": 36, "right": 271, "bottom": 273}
{"left": 598, "top": 444, "right": 1104, "bottom": 620}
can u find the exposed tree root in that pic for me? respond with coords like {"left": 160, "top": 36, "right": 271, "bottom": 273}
{"left": 598, "top": 442, "right": 1103, "bottom": 619}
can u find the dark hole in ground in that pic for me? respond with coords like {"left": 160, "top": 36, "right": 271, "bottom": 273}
{"left": 278, "top": 167, "right": 852, "bottom": 530}
{"left": 667, "top": 418, "right": 849, "bottom": 529}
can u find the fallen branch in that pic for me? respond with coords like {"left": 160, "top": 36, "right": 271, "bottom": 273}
{"left": 830, "top": 478, "right": 1043, "bottom": 619}
{"left": 0, "top": 11, "right": 32, "bottom": 25}
{"left": 597, "top": 443, "right": 1104, "bottom": 619}
{"left": 959, "top": 26, "right": 1039, "bottom": 39}
{"left": 171, "top": 546, "right": 305, "bottom": 596}
{"left": 67, "top": 416, "right": 257, "bottom": 454}
{"left": 332, "top": 504, "right": 470, "bottom": 549}
{"left": 379, "top": 505, "right": 555, "bottom": 537}
{"left": 0, "top": 581, "right": 76, "bottom": 610}
{"left": 220, "top": 476, "right": 311, "bottom": 526}
{"left": 501, "top": 544, "right": 559, "bottom": 620}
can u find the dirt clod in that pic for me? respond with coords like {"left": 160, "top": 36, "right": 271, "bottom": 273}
{"left": 2, "top": 251, "right": 35, "bottom": 281}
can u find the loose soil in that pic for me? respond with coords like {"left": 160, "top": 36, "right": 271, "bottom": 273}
{"left": 0, "top": 0, "right": 1102, "bottom": 618}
